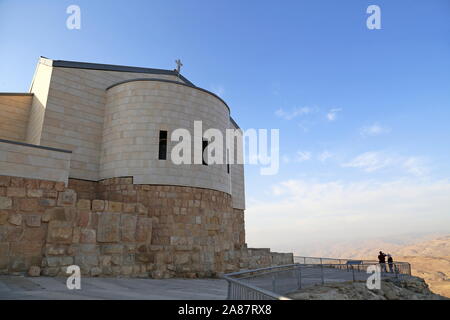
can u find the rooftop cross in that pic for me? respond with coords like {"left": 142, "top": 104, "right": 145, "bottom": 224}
{"left": 175, "top": 59, "right": 183, "bottom": 75}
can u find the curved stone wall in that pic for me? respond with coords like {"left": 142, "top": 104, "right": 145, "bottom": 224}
{"left": 100, "top": 80, "right": 232, "bottom": 196}
{"left": 0, "top": 175, "right": 292, "bottom": 278}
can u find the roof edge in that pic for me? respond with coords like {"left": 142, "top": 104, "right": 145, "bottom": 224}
{"left": 0, "top": 138, "right": 72, "bottom": 154}
{"left": 0, "top": 93, "right": 34, "bottom": 96}
{"left": 40, "top": 57, "right": 194, "bottom": 86}
{"left": 230, "top": 117, "right": 241, "bottom": 129}
{"left": 106, "top": 78, "right": 230, "bottom": 113}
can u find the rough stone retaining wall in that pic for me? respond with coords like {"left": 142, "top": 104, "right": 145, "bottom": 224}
{"left": 0, "top": 175, "right": 293, "bottom": 278}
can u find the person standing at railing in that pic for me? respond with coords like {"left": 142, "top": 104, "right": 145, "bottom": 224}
{"left": 387, "top": 254, "right": 394, "bottom": 273}
{"left": 378, "top": 251, "right": 387, "bottom": 272}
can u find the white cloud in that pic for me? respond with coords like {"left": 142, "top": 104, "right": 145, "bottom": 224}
{"left": 403, "top": 157, "right": 429, "bottom": 177}
{"left": 295, "top": 151, "right": 312, "bottom": 162}
{"left": 326, "top": 108, "right": 342, "bottom": 122}
{"left": 275, "top": 107, "right": 313, "bottom": 120}
{"left": 246, "top": 178, "right": 450, "bottom": 254}
{"left": 318, "top": 151, "right": 333, "bottom": 162}
{"left": 342, "top": 151, "right": 393, "bottom": 172}
{"left": 360, "top": 123, "right": 391, "bottom": 137}
{"left": 342, "top": 151, "right": 430, "bottom": 177}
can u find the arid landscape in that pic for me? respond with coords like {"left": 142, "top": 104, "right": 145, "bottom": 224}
{"left": 287, "top": 276, "right": 447, "bottom": 300}
{"left": 304, "top": 234, "right": 450, "bottom": 298}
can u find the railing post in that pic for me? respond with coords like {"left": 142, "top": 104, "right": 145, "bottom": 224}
{"left": 297, "top": 267, "right": 302, "bottom": 289}
{"left": 303, "top": 257, "right": 306, "bottom": 265}
{"left": 321, "top": 264, "right": 325, "bottom": 284}
{"left": 227, "top": 281, "right": 231, "bottom": 300}
{"left": 272, "top": 273, "right": 276, "bottom": 293}
{"left": 352, "top": 267, "right": 355, "bottom": 282}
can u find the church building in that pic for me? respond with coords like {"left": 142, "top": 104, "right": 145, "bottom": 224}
{"left": 0, "top": 58, "right": 292, "bottom": 277}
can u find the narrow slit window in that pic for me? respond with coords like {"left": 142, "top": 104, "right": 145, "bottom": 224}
{"left": 202, "top": 139, "right": 209, "bottom": 166}
{"left": 227, "top": 150, "right": 230, "bottom": 174}
{"left": 158, "top": 130, "right": 168, "bottom": 160}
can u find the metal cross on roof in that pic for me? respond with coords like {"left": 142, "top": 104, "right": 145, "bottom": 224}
{"left": 175, "top": 59, "right": 183, "bottom": 74}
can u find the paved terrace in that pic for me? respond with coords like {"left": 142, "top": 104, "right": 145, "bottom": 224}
{"left": 0, "top": 264, "right": 407, "bottom": 300}
{"left": 0, "top": 276, "right": 228, "bottom": 300}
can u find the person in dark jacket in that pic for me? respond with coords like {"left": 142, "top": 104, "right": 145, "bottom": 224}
{"left": 387, "top": 254, "right": 394, "bottom": 273}
{"left": 378, "top": 251, "right": 387, "bottom": 272}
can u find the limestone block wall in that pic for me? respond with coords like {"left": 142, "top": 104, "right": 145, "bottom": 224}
{"left": 101, "top": 80, "right": 231, "bottom": 194}
{"left": 26, "top": 61, "right": 53, "bottom": 145}
{"left": 0, "top": 94, "right": 33, "bottom": 142}
{"left": 72, "top": 177, "right": 245, "bottom": 251}
{"left": 36, "top": 59, "right": 187, "bottom": 181}
{"left": 0, "top": 140, "right": 71, "bottom": 184}
{"left": 0, "top": 175, "right": 292, "bottom": 278}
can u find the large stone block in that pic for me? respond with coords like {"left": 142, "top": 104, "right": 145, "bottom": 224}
{"left": 0, "top": 243, "right": 9, "bottom": 269}
{"left": 42, "top": 207, "right": 66, "bottom": 222}
{"left": 77, "top": 199, "right": 91, "bottom": 210}
{"left": 44, "top": 245, "right": 67, "bottom": 256}
{"left": 0, "top": 211, "right": 8, "bottom": 225}
{"left": 80, "top": 228, "right": 96, "bottom": 243}
{"left": 27, "top": 189, "right": 44, "bottom": 198}
{"left": 39, "top": 198, "right": 56, "bottom": 207}
{"left": 106, "top": 201, "right": 122, "bottom": 212}
{"left": 0, "top": 176, "right": 11, "bottom": 187}
{"left": 28, "top": 266, "right": 41, "bottom": 277}
{"left": 55, "top": 182, "right": 66, "bottom": 192}
{"left": 7, "top": 187, "right": 26, "bottom": 198}
{"left": 19, "top": 199, "right": 40, "bottom": 212}
{"left": 136, "top": 216, "right": 152, "bottom": 244}
{"left": 123, "top": 203, "right": 136, "bottom": 213}
{"left": 24, "top": 215, "right": 41, "bottom": 227}
{"left": 10, "top": 178, "right": 24, "bottom": 187}
{"left": 39, "top": 181, "right": 55, "bottom": 190}
{"left": 92, "top": 200, "right": 105, "bottom": 211}
{"left": 10, "top": 241, "right": 42, "bottom": 257}
{"left": 97, "top": 213, "right": 120, "bottom": 243}
{"left": 102, "top": 244, "right": 124, "bottom": 254}
{"left": 57, "top": 189, "right": 77, "bottom": 207}
{"left": 0, "top": 197, "right": 12, "bottom": 210}
{"left": 174, "top": 253, "right": 190, "bottom": 265}
{"left": 121, "top": 214, "right": 137, "bottom": 242}
{"left": 77, "top": 210, "right": 90, "bottom": 227}
{"left": 23, "top": 227, "right": 46, "bottom": 242}
{"left": 47, "top": 221, "right": 73, "bottom": 244}
{"left": 8, "top": 213, "right": 22, "bottom": 226}
{"left": 6, "top": 226, "right": 24, "bottom": 242}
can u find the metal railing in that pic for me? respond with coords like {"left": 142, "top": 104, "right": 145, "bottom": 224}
{"left": 224, "top": 256, "right": 412, "bottom": 300}
{"left": 293, "top": 256, "right": 412, "bottom": 276}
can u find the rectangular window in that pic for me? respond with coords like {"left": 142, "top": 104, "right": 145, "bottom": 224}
{"left": 158, "top": 130, "right": 168, "bottom": 160}
{"left": 227, "top": 150, "right": 230, "bottom": 174}
{"left": 202, "top": 139, "right": 208, "bottom": 166}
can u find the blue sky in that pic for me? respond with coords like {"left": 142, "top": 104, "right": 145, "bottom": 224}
{"left": 1, "top": 0, "right": 449, "bottom": 254}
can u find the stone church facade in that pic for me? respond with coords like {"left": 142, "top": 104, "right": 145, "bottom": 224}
{"left": 0, "top": 58, "right": 292, "bottom": 278}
